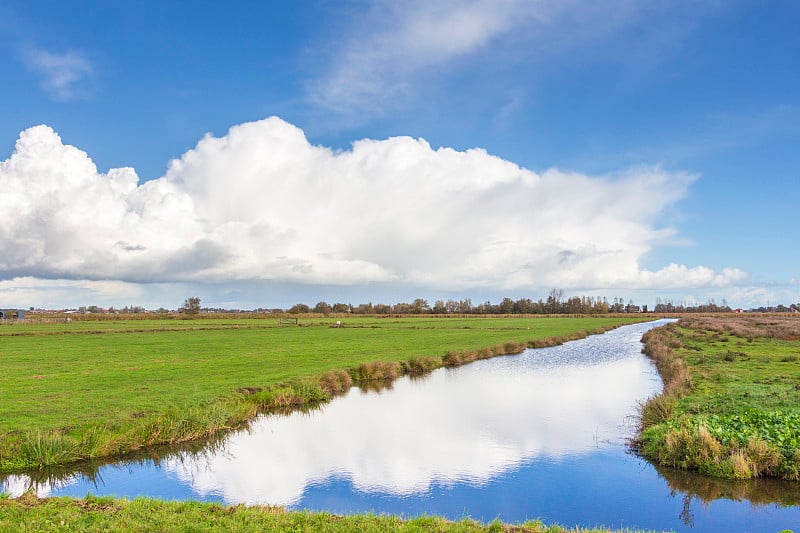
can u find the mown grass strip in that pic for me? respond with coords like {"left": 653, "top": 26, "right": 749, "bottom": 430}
{"left": 0, "top": 493, "right": 669, "bottom": 533}
{"left": 1, "top": 316, "right": 646, "bottom": 471}
{"left": 637, "top": 316, "right": 800, "bottom": 480}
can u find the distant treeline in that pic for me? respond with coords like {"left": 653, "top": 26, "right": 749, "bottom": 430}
{"left": 286, "top": 292, "right": 742, "bottom": 316}
{"left": 33, "top": 292, "right": 800, "bottom": 316}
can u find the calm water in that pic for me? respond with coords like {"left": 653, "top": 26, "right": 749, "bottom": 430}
{"left": 4, "top": 320, "right": 799, "bottom": 532}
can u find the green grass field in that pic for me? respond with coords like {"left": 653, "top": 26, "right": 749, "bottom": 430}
{"left": 0, "top": 493, "right": 665, "bottom": 533}
{"left": 639, "top": 316, "right": 800, "bottom": 480}
{"left": 0, "top": 315, "right": 645, "bottom": 470}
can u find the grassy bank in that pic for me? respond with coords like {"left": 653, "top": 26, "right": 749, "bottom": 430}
{"left": 0, "top": 493, "right": 668, "bottom": 533}
{"left": 637, "top": 315, "right": 800, "bottom": 480}
{"left": 0, "top": 315, "right": 646, "bottom": 471}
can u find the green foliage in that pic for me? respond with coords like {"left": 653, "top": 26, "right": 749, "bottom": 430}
{"left": 288, "top": 303, "right": 311, "bottom": 314}
{"left": 702, "top": 411, "right": 800, "bottom": 449}
{"left": 655, "top": 410, "right": 800, "bottom": 450}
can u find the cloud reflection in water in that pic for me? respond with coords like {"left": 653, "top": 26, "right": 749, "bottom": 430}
{"left": 1, "top": 473, "right": 76, "bottom": 498}
{"left": 165, "top": 329, "right": 662, "bottom": 506}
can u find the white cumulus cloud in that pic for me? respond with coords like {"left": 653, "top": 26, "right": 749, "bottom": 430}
{"left": 0, "top": 117, "right": 745, "bottom": 294}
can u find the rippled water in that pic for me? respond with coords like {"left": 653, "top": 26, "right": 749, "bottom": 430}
{"left": 4, "top": 320, "right": 799, "bottom": 532}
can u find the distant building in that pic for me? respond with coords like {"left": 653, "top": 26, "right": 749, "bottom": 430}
{"left": 0, "top": 309, "right": 26, "bottom": 321}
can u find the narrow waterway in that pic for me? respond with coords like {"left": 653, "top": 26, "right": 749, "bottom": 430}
{"left": 3, "top": 320, "right": 799, "bottom": 532}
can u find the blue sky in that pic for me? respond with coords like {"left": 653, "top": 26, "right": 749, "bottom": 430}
{"left": 0, "top": 1, "right": 798, "bottom": 309}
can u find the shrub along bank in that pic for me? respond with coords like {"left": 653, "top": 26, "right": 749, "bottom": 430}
{"left": 638, "top": 316, "right": 800, "bottom": 480}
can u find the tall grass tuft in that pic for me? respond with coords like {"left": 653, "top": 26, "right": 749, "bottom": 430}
{"left": 355, "top": 361, "right": 402, "bottom": 382}
{"left": 502, "top": 341, "right": 527, "bottom": 355}
{"left": 20, "top": 432, "right": 82, "bottom": 467}
{"left": 649, "top": 425, "right": 722, "bottom": 471}
{"left": 528, "top": 338, "right": 559, "bottom": 349}
{"left": 402, "top": 356, "right": 442, "bottom": 376}
{"left": 639, "top": 394, "right": 675, "bottom": 429}
{"left": 723, "top": 451, "right": 753, "bottom": 480}
{"left": 442, "top": 350, "right": 471, "bottom": 367}
{"left": 744, "top": 438, "right": 782, "bottom": 477}
{"left": 80, "top": 425, "right": 111, "bottom": 459}
{"left": 318, "top": 370, "right": 353, "bottom": 397}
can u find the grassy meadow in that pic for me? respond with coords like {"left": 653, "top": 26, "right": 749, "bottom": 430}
{"left": 0, "top": 493, "right": 672, "bottom": 533}
{"left": 0, "top": 314, "right": 646, "bottom": 471}
{"left": 638, "top": 315, "right": 800, "bottom": 480}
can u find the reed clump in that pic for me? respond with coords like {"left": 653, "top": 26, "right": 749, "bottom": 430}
{"left": 19, "top": 432, "right": 82, "bottom": 467}
{"left": 318, "top": 370, "right": 353, "bottom": 396}
{"left": 246, "top": 383, "right": 325, "bottom": 413}
{"left": 647, "top": 425, "right": 722, "bottom": 471}
{"left": 355, "top": 361, "right": 402, "bottom": 382}
{"left": 402, "top": 356, "right": 442, "bottom": 376}
{"left": 503, "top": 341, "right": 527, "bottom": 354}
{"left": 107, "top": 403, "right": 237, "bottom": 454}
{"left": 528, "top": 338, "right": 559, "bottom": 349}
{"left": 744, "top": 438, "right": 782, "bottom": 477}
{"left": 639, "top": 393, "right": 675, "bottom": 429}
{"left": 700, "top": 444, "right": 781, "bottom": 481}
{"left": 442, "top": 350, "right": 477, "bottom": 367}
